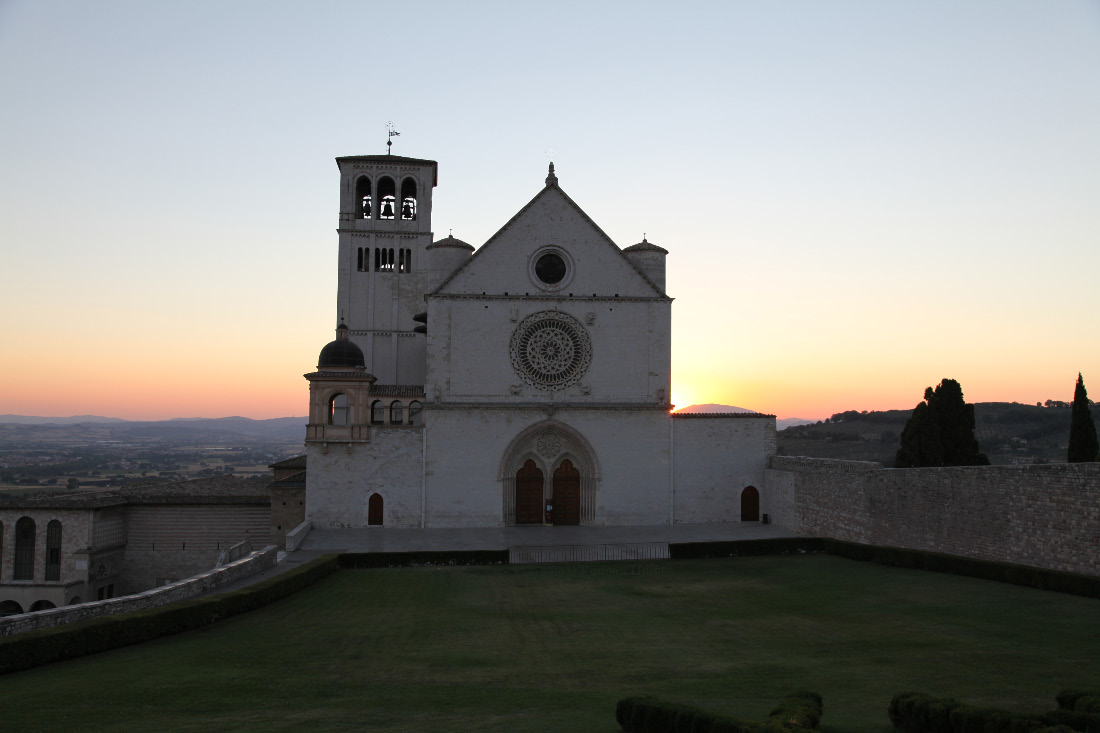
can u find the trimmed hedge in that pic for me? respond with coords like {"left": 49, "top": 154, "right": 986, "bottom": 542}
{"left": 888, "top": 691, "right": 1100, "bottom": 732}
{"left": 0, "top": 554, "right": 339, "bottom": 675}
{"left": 337, "top": 550, "right": 509, "bottom": 568}
{"left": 823, "top": 540, "right": 1100, "bottom": 600}
{"left": 616, "top": 691, "right": 823, "bottom": 732}
{"left": 669, "top": 538, "right": 826, "bottom": 560}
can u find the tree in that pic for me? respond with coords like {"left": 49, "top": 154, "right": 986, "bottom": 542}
{"left": 1067, "top": 373, "right": 1099, "bottom": 463}
{"left": 895, "top": 378, "right": 989, "bottom": 468}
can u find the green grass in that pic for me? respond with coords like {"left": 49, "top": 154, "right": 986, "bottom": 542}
{"left": 1, "top": 555, "right": 1098, "bottom": 732}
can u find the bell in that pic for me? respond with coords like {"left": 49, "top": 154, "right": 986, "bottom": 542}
{"left": 381, "top": 200, "right": 394, "bottom": 218}
{"left": 361, "top": 199, "right": 371, "bottom": 217}
{"left": 401, "top": 202, "right": 413, "bottom": 219}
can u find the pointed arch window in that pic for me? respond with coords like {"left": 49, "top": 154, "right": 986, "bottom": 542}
{"left": 329, "top": 393, "right": 349, "bottom": 426}
{"left": 14, "top": 517, "right": 35, "bottom": 581}
{"left": 45, "top": 520, "right": 62, "bottom": 581}
{"left": 400, "top": 178, "right": 417, "bottom": 220}
{"left": 355, "top": 176, "right": 372, "bottom": 219}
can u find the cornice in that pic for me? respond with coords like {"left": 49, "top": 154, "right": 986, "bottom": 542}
{"left": 426, "top": 401, "right": 672, "bottom": 412}
{"left": 427, "top": 293, "right": 671, "bottom": 303}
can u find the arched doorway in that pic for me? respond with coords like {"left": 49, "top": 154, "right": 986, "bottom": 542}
{"left": 500, "top": 421, "right": 600, "bottom": 526}
{"left": 515, "top": 460, "right": 544, "bottom": 525}
{"left": 552, "top": 459, "right": 581, "bottom": 525}
{"left": 367, "top": 493, "right": 384, "bottom": 526}
{"left": 741, "top": 486, "right": 760, "bottom": 521}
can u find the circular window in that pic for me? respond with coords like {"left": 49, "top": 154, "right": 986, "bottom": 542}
{"left": 528, "top": 246, "right": 574, "bottom": 291}
{"left": 535, "top": 253, "right": 566, "bottom": 284}
{"left": 509, "top": 311, "right": 592, "bottom": 391}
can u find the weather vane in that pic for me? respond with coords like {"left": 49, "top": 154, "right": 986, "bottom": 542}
{"left": 386, "top": 121, "right": 400, "bottom": 154}
{"left": 545, "top": 146, "right": 556, "bottom": 163}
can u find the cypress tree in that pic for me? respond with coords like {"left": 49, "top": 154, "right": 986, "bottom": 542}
{"left": 895, "top": 378, "right": 989, "bottom": 467}
{"left": 1067, "top": 372, "right": 1099, "bottom": 462}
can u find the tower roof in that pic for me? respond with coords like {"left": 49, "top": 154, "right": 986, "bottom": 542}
{"left": 335, "top": 155, "right": 438, "bottom": 186}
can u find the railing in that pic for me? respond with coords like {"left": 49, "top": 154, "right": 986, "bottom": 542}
{"left": 509, "top": 542, "right": 669, "bottom": 564}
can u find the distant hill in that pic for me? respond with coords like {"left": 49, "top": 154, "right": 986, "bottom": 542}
{"left": 0, "top": 416, "right": 306, "bottom": 445}
{"left": 777, "top": 402, "right": 1099, "bottom": 467}
{"left": 0, "top": 415, "right": 128, "bottom": 425}
{"left": 674, "top": 404, "right": 813, "bottom": 430}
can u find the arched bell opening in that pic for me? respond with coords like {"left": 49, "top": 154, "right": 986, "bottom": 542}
{"left": 355, "top": 176, "right": 372, "bottom": 219}
{"left": 400, "top": 177, "right": 417, "bottom": 220}
{"left": 500, "top": 421, "right": 600, "bottom": 526}
{"left": 377, "top": 176, "right": 396, "bottom": 220}
{"left": 741, "top": 486, "right": 760, "bottom": 522}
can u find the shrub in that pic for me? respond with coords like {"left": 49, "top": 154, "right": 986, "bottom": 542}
{"left": 337, "top": 550, "right": 509, "bottom": 568}
{"left": 615, "top": 692, "right": 822, "bottom": 732}
{"left": 889, "top": 691, "right": 1100, "bottom": 733}
{"left": 669, "top": 538, "right": 826, "bottom": 560}
{"left": 824, "top": 540, "right": 1100, "bottom": 600}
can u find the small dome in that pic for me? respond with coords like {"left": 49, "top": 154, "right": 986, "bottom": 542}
{"left": 624, "top": 236, "right": 668, "bottom": 254}
{"left": 317, "top": 324, "right": 365, "bottom": 368}
{"left": 428, "top": 234, "right": 475, "bottom": 251}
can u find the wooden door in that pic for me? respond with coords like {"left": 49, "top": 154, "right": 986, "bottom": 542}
{"left": 552, "top": 459, "right": 581, "bottom": 526}
{"left": 741, "top": 486, "right": 759, "bottom": 521}
{"left": 368, "top": 493, "right": 384, "bottom": 525}
{"left": 515, "top": 460, "right": 544, "bottom": 524}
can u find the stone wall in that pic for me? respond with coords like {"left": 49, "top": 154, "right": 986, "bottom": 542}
{"left": 765, "top": 457, "right": 1100, "bottom": 576}
{"left": 0, "top": 546, "right": 278, "bottom": 637}
{"left": 121, "top": 504, "right": 271, "bottom": 593}
{"left": 672, "top": 415, "right": 776, "bottom": 523}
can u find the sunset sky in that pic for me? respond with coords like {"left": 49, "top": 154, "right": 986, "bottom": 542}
{"left": 1, "top": 1, "right": 1098, "bottom": 421}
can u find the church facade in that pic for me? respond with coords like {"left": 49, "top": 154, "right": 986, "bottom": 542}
{"left": 303, "top": 154, "right": 774, "bottom": 528}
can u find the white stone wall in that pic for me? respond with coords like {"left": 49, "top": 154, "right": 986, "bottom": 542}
{"left": 306, "top": 428, "right": 424, "bottom": 528}
{"left": 671, "top": 416, "right": 776, "bottom": 523}
{"left": 424, "top": 408, "right": 671, "bottom": 527}
{"left": 428, "top": 298, "right": 670, "bottom": 405}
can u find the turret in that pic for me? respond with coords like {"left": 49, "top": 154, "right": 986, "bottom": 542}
{"left": 622, "top": 236, "right": 668, "bottom": 293}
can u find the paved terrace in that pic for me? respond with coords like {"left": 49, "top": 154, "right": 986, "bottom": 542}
{"left": 297, "top": 521, "right": 801, "bottom": 554}
{"left": 206, "top": 522, "right": 805, "bottom": 596}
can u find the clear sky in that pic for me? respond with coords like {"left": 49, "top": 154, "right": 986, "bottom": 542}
{"left": 1, "top": 1, "right": 1098, "bottom": 421}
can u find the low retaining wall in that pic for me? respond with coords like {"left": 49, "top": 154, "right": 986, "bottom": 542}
{"left": 765, "top": 458, "right": 1100, "bottom": 577}
{"left": 0, "top": 545, "right": 279, "bottom": 637}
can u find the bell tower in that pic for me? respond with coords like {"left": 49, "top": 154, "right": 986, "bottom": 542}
{"left": 335, "top": 153, "right": 438, "bottom": 385}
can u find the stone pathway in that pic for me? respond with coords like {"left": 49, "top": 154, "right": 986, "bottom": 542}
{"left": 205, "top": 522, "right": 801, "bottom": 596}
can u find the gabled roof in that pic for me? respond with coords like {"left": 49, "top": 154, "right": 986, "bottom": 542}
{"left": 430, "top": 170, "right": 667, "bottom": 297}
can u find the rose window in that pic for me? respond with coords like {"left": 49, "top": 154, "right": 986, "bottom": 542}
{"left": 510, "top": 311, "right": 592, "bottom": 390}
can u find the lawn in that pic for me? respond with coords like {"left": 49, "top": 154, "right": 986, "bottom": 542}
{"left": 1, "top": 555, "right": 1098, "bottom": 732}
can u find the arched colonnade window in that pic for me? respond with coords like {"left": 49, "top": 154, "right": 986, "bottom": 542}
{"left": 369, "top": 399, "right": 422, "bottom": 426}
{"left": 354, "top": 174, "right": 418, "bottom": 222}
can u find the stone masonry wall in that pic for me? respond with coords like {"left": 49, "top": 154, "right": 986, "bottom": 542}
{"left": 672, "top": 415, "right": 776, "bottom": 523}
{"left": 765, "top": 458, "right": 1100, "bottom": 576}
{"left": 0, "top": 546, "right": 278, "bottom": 637}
